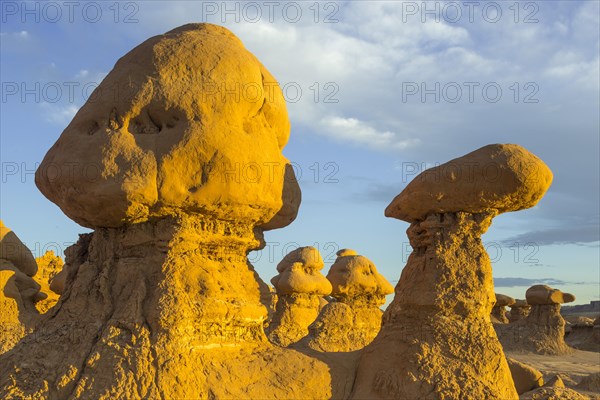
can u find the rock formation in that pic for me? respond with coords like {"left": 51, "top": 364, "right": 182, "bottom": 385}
{"left": 507, "top": 358, "right": 544, "bottom": 395}
{"left": 565, "top": 315, "right": 600, "bottom": 352}
{"left": 33, "top": 250, "right": 65, "bottom": 313}
{"left": 0, "top": 221, "right": 43, "bottom": 354}
{"left": 305, "top": 249, "right": 393, "bottom": 352}
{"left": 267, "top": 246, "right": 332, "bottom": 346}
{"left": 492, "top": 293, "right": 516, "bottom": 323}
{"left": 0, "top": 24, "right": 342, "bottom": 399}
{"left": 350, "top": 144, "right": 553, "bottom": 400}
{"left": 497, "top": 285, "right": 575, "bottom": 355}
{"left": 509, "top": 299, "right": 531, "bottom": 323}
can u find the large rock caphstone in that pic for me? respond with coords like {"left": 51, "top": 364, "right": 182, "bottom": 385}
{"left": 385, "top": 144, "right": 553, "bottom": 223}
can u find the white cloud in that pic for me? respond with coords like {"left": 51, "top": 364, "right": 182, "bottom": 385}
{"left": 320, "top": 116, "right": 419, "bottom": 151}
{"left": 42, "top": 104, "right": 79, "bottom": 126}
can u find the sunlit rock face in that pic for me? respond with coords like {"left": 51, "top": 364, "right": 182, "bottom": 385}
{"left": 0, "top": 24, "right": 339, "bottom": 400}
{"left": 267, "top": 246, "right": 332, "bottom": 347}
{"left": 306, "top": 250, "right": 394, "bottom": 352}
{"left": 0, "top": 221, "right": 43, "bottom": 355}
{"left": 497, "top": 284, "right": 576, "bottom": 355}
{"left": 351, "top": 144, "right": 553, "bottom": 400}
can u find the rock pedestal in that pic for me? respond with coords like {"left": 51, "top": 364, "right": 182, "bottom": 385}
{"left": 508, "top": 299, "right": 531, "bottom": 323}
{"left": 497, "top": 285, "right": 575, "bottom": 355}
{"left": 492, "top": 293, "right": 516, "bottom": 324}
{"left": 306, "top": 250, "right": 393, "bottom": 352}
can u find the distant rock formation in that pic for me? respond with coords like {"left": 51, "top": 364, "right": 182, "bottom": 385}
{"left": 508, "top": 299, "right": 531, "bottom": 323}
{"left": 267, "top": 246, "right": 331, "bottom": 346}
{"left": 305, "top": 249, "right": 393, "bottom": 352}
{"left": 565, "top": 315, "right": 600, "bottom": 352}
{"left": 0, "top": 24, "right": 342, "bottom": 400}
{"left": 492, "top": 293, "right": 515, "bottom": 323}
{"left": 0, "top": 221, "right": 43, "bottom": 354}
{"left": 351, "top": 144, "right": 553, "bottom": 400}
{"left": 497, "top": 285, "right": 575, "bottom": 355}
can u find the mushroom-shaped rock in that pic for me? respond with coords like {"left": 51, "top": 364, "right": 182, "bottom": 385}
{"left": 0, "top": 220, "right": 37, "bottom": 277}
{"left": 327, "top": 253, "right": 393, "bottom": 306}
{"left": 385, "top": 144, "right": 553, "bottom": 223}
{"left": 267, "top": 247, "right": 331, "bottom": 347}
{"left": 271, "top": 247, "right": 331, "bottom": 296}
{"left": 306, "top": 252, "right": 394, "bottom": 352}
{"left": 0, "top": 25, "right": 335, "bottom": 400}
{"left": 34, "top": 23, "right": 297, "bottom": 230}
{"left": 526, "top": 285, "right": 575, "bottom": 305}
{"left": 509, "top": 299, "right": 531, "bottom": 323}
{"left": 497, "top": 285, "right": 574, "bottom": 354}
{"left": 351, "top": 144, "right": 553, "bottom": 400}
{"left": 492, "top": 293, "right": 516, "bottom": 324}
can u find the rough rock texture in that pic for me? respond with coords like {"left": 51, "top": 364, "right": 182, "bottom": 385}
{"left": 0, "top": 222, "right": 43, "bottom": 355}
{"left": 385, "top": 144, "right": 553, "bottom": 223}
{"left": 577, "top": 372, "right": 600, "bottom": 393}
{"left": 493, "top": 293, "right": 516, "bottom": 323}
{"left": 351, "top": 212, "right": 518, "bottom": 400}
{"left": 34, "top": 24, "right": 298, "bottom": 230}
{"left": 33, "top": 250, "right": 65, "bottom": 313}
{"left": 305, "top": 250, "right": 393, "bottom": 352}
{"left": 497, "top": 285, "right": 575, "bottom": 355}
{"left": 520, "top": 378, "right": 589, "bottom": 400}
{"left": 565, "top": 317, "right": 600, "bottom": 352}
{"left": 352, "top": 144, "right": 552, "bottom": 400}
{"left": 510, "top": 299, "right": 532, "bottom": 323}
{"left": 0, "top": 24, "right": 347, "bottom": 399}
{"left": 508, "top": 358, "right": 544, "bottom": 395}
{"left": 267, "top": 247, "right": 331, "bottom": 347}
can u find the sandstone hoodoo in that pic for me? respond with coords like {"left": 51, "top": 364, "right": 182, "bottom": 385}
{"left": 0, "top": 221, "right": 44, "bottom": 355}
{"left": 351, "top": 144, "right": 553, "bottom": 400}
{"left": 508, "top": 299, "right": 531, "bottom": 323}
{"left": 0, "top": 24, "right": 338, "bottom": 399}
{"left": 267, "top": 246, "right": 332, "bottom": 347}
{"left": 306, "top": 249, "right": 394, "bottom": 352}
{"left": 33, "top": 250, "right": 65, "bottom": 313}
{"left": 497, "top": 284, "right": 576, "bottom": 355}
{"left": 492, "top": 293, "right": 516, "bottom": 323}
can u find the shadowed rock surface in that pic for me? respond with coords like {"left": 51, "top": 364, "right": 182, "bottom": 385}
{"left": 493, "top": 293, "right": 516, "bottom": 323}
{"left": 510, "top": 299, "right": 532, "bottom": 323}
{"left": 497, "top": 285, "right": 576, "bottom": 355}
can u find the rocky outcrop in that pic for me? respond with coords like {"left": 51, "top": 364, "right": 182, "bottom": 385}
{"left": 351, "top": 144, "right": 553, "bottom": 400}
{"left": 507, "top": 358, "right": 544, "bottom": 395}
{"left": 305, "top": 249, "right": 394, "bottom": 352}
{"left": 0, "top": 221, "right": 43, "bottom": 355}
{"left": 267, "top": 246, "right": 331, "bottom": 347}
{"left": 0, "top": 24, "right": 341, "bottom": 400}
{"left": 493, "top": 293, "right": 516, "bottom": 323}
{"left": 565, "top": 315, "right": 600, "bottom": 352}
{"left": 509, "top": 299, "right": 531, "bottom": 323}
{"left": 497, "top": 285, "right": 575, "bottom": 355}
{"left": 33, "top": 250, "right": 64, "bottom": 313}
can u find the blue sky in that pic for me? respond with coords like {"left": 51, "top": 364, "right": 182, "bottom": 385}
{"left": 1, "top": 1, "right": 598, "bottom": 305}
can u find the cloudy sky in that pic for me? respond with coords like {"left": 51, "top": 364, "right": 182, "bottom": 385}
{"left": 1, "top": 0, "right": 598, "bottom": 305}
